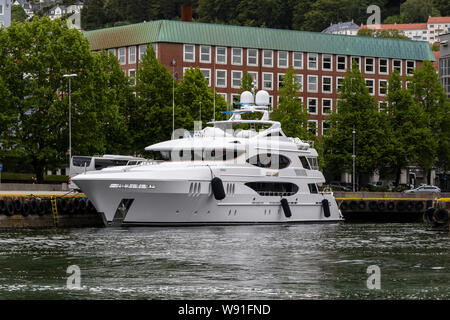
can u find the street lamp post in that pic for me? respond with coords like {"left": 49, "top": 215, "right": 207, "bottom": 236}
{"left": 352, "top": 126, "right": 356, "bottom": 192}
{"left": 171, "top": 59, "right": 176, "bottom": 139}
{"left": 63, "top": 74, "right": 77, "bottom": 165}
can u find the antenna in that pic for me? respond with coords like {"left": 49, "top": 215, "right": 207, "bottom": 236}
{"left": 213, "top": 53, "right": 216, "bottom": 122}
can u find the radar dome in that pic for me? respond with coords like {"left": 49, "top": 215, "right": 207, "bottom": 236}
{"left": 255, "top": 90, "right": 270, "bottom": 106}
{"left": 240, "top": 91, "right": 254, "bottom": 105}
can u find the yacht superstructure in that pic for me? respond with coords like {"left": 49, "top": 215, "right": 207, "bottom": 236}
{"left": 72, "top": 90, "right": 342, "bottom": 225}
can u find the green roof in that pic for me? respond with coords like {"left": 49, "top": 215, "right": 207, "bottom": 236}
{"left": 84, "top": 20, "right": 435, "bottom": 61}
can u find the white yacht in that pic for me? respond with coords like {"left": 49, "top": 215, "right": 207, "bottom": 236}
{"left": 72, "top": 90, "right": 342, "bottom": 226}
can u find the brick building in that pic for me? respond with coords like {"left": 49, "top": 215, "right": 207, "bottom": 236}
{"left": 84, "top": 19, "right": 434, "bottom": 137}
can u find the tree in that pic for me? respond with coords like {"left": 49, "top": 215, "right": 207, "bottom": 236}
{"left": 400, "top": 0, "right": 440, "bottom": 23}
{"left": 357, "top": 28, "right": 410, "bottom": 40}
{"left": 239, "top": 70, "right": 255, "bottom": 94}
{"left": 408, "top": 60, "right": 450, "bottom": 183}
{"left": 323, "top": 61, "right": 390, "bottom": 186}
{"left": 270, "top": 67, "right": 309, "bottom": 140}
{"left": 0, "top": 17, "right": 132, "bottom": 182}
{"left": 11, "top": 5, "right": 28, "bottom": 23}
{"left": 384, "top": 70, "right": 434, "bottom": 185}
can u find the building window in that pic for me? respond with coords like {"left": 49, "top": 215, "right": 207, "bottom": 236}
{"left": 307, "top": 120, "right": 318, "bottom": 136}
{"left": 365, "top": 79, "right": 375, "bottom": 95}
{"left": 379, "top": 58, "right": 388, "bottom": 74}
{"left": 379, "top": 79, "right": 387, "bottom": 96}
{"left": 216, "top": 47, "right": 227, "bottom": 64}
{"left": 293, "top": 52, "right": 303, "bottom": 69}
{"left": 337, "top": 55, "right": 347, "bottom": 71}
{"left": 231, "top": 70, "right": 242, "bottom": 88}
{"left": 232, "top": 48, "right": 243, "bottom": 65}
{"left": 184, "top": 44, "right": 195, "bottom": 62}
{"left": 118, "top": 47, "right": 126, "bottom": 65}
{"left": 308, "top": 53, "right": 318, "bottom": 70}
{"left": 200, "top": 68, "right": 211, "bottom": 87}
{"left": 218, "top": 93, "right": 227, "bottom": 103}
{"left": 128, "top": 69, "right": 136, "bottom": 86}
{"left": 336, "top": 77, "right": 344, "bottom": 91}
{"left": 0, "top": 5, "right": 3, "bottom": 15}
{"left": 393, "top": 59, "right": 402, "bottom": 75}
{"left": 247, "top": 48, "right": 258, "bottom": 66}
{"left": 108, "top": 48, "right": 116, "bottom": 57}
{"left": 294, "top": 74, "right": 303, "bottom": 92}
{"left": 322, "top": 121, "right": 330, "bottom": 135}
{"left": 307, "top": 98, "right": 318, "bottom": 114}
{"left": 406, "top": 60, "right": 415, "bottom": 75}
{"left": 263, "top": 50, "right": 273, "bottom": 67}
{"left": 351, "top": 56, "right": 360, "bottom": 70}
{"left": 200, "top": 45, "right": 211, "bottom": 63}
{"left": 278, "top": 51, "right": 288, "bottom": 68}
{"left": 129, "top": 46, "right": 136, "bottom": 64}
{"left": 216, "top": 70, "right": 227, "bottom": 88}
{"left": 322, "top": 76, "right": 332, "bottom": 93}
{"left": 307, "top": 75, "right": 318, "bottom": 92}
{"left": 379, "top": 101, "right": 388, "bottom": 112}
{"left": 322, "top": 99, "right": 332, "bottom": 114}
{"left": 248, "top": 71, "right": 258, "bottom": 89}
{"left": 277, "top": 73, "right": 285, "bottom": 89}
{"left": 262, "top": 72, "right": 273, "bottom": 90}
{"left": 232, "top": 94, "right": 240, "bottom": 104}
{"left": 365, "top": 57, "right": 374, "bottom": 74}
{"left": 322, "top": 54, "right": 332, "bottom": 71}
{"left": 138, "top": 45, "right": 146, "bottom": 61}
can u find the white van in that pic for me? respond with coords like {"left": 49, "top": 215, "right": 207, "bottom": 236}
{"left": 69, "top": 154, "right": 145, "bottom": 190}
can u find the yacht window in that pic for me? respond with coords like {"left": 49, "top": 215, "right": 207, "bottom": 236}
{"left": 307, "top": 157, "right": 319, "bottom": 170}
{"left": 246, "top": 154, "right": 290, "bottom": 169}
{"left": 245, "top": 182, "right": 299, "bottom": 196}
{"left": 299, "top": 156, "right": 311, "bottom": 170}
{"left": 156, "top": 149, "right": 244, "bottom": 161}
{"left": 72, "top": 157, "right": 92, "bottom": 167}
{"left": 308, "top": 183, "right": 318, "bottom": 194}
{"left": 266, "top": 132, "right": 283, "bottom": 137}
{"left": 94, "top": 159, "right": 128, "bottom": 170}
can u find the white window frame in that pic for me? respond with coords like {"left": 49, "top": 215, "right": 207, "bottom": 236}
{"left": 231, "top": 47, "right": 243, "bottom": 66}
{"left": 231, "top": 70, "right": 243, "bottom": 89}
{"left": 322, "top": 76, "right": 333, "bottom": 93}
{"left": 336, "top": 76, "right": 344, "bottom": 91}
{"left": 278, "top": 51, "right": 288, "bottom": 68}
{"left": 262, "top": 50, "right": 273, "bottom": 67}
{"left": 248, "top": 71, "right": 258, "bottom": 89}
{"left": 307, "top": 120, "right": 318, "bottom": 136}
{"left": 247, "top": 48, "right": 258, "bottom": 66}
{"left": 365, "top": 78, "right": 375, "bottom": 96}
{"left": 108, "top": 48, "right": 116, "bottom": 57}
{"left": 218, "top": 93, "right": 227, "bottom": 103}
{"left": 216, "top": 47, "right": 227, "bottom": 64}
{"left": 322, "top": 54, "right": 333, "bottom": 71}
{"left": 322, "top": 98, "right": 332, "bottom": 115}
{"left": 200, "top": 45, "right": 211, "bottom": 63}
{"left": 307, "top": 75, "right": 318, "bottom": 93}
{"left": 118, "top": 47, "right": 126, "bottom": 65}
{"left": 294, "top": 74, "right": 303, "bottom": 92}
{"left": 365, "top": 57, "right": 375, "bottom": 74}
{"left": 138, "top": 45, "right": 146, "bottom": 62}
{"left": 307, "top": 53, "right": 318, "bottom": 70}
{"left": 293, "top": 52, "right": 303, "bottom": 69}
{"left": 393, "top": 59, "right": 402, "bottom": 75}
{"left": 351, "top": 56, "right": 361, "bottom": 71}
{"left": 277, "top": 73, "right": 285, "bottom": 90}
{"left": 307, "top": 98, "right": 318, "bottom": 115}
{"left": 216, "top": 69, "right": 227, "bottom": 88}
{"left": 128, "top": 69, "right": 136, "bottom": 86}
{"left": 200, "top": 68, "right": 211, "bottom": 87}
{"left": 406, "top": 60, "right": 415, "bottom": 75}
{"left": 231, "top": 94, "right": 240, "bottom": 104}
{"left": 337, "top": 55, "right": 347, "bottom": 72}
{"left": 0, "top": 4, "right": 3, "bottom": 15}
{"left": 183, "top": 44, "right": 195, "bottom": 62}
{"left": 378, "top": 101, "right": 388, "bottom": 112}
{"left": 379, "top": 58, "right": 388, "bottom": 75}
{"left": 128, "top": 46, "right": 136, "bottom": 64}
{"left": 262, "top": 72, "right": 273, "bottom": 90}
{"left": 379, "top": 79, "right": 388, "bottom": 96}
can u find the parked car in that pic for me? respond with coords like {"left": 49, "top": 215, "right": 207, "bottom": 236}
{"left": 329, "top": 182, "right": 352, "bottom": 192}
{"left": 403, "top": 185, "right": 441, "bottom": 193}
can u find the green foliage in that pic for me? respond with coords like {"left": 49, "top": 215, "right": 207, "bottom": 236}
{"left": 239, "top": 70, "right": 255, "bottom": 94}
{"left": 11, "top": 5, "right": 28, "bottom": 23}
{"left": 431, "top": 43, "right": 440, "bottom": 51}
{"left": 400, "top": 0, "right": 440, "bottom": 23}
{"left": 357, "top": 28, "right": 409, "bottom": 40}
{"left": 270, "top": 67, "right": 309, "bottom": 140}
{"left": 323, "top": 61, "right": 390, "bottom": 179}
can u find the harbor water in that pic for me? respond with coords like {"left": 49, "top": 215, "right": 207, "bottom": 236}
{"left": 0, "top": 223, "right": 448, "bottom": 299}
